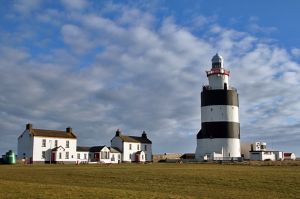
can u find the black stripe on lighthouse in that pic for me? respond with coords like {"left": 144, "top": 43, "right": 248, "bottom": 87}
{"left": 201, "top": 89, "right": 239, "bottom": 107}
{"left": 197, "top": 122, "right": 240, "bottom": 139}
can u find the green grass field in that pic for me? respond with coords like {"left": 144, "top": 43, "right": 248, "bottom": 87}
{"left": 0, "top": 163, "right": 299, "bottom": 199}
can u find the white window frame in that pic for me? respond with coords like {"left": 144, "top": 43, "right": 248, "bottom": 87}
{"left": 66, "top": 140, "right": 69, "bottom": 148}
{"left": 42, "top": 151, "right": 46, "bottom": 159}
{"left": 42, "top": 139, "right": 46, "bottom": 147}
{"left": 66, "top": 152, "right": 69, "bottom": 159}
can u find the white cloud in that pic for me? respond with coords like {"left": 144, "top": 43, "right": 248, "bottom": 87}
{"left": 13, "top": 0, "right": 41, "bottom": 14}
{"left": 60, "top": 0, "right": 88, "bottom": 10}
{"left": 247, "top": 17, "right": 277, "bottom": 34}
{"left": 61, "top": 24, "right": 95, "bottom": 54}
{"left": 192, "top": 15, "right": 216, "bottom": 28}
{"left": 291, "top": 48, "right": 300, "bottom": 57}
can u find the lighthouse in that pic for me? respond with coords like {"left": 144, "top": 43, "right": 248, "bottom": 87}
{"left": 195, "top": 54, "right": 241, "bottom": 161}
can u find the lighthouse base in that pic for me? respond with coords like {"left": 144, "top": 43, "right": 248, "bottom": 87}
{"left": 195, "top": 138, "right": 241, "bottom": 161}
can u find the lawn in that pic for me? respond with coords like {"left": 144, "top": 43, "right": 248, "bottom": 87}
{"left": 0, "top": 163, "right": 299, "bottom": 199}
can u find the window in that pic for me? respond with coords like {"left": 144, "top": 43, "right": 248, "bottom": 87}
{"left": 66, "top": 140, "right": 69, "bottom": 148}
{"left": 55, "top": 140, "right": 58, "bottom": 147}
{"left": 77, "top": 153, "right": 80, "bottom": 159}
{"left": 59, "top": 152, "right": 62, "bottom": 159}
{"left": 145, "top": 154, "right": 147, "bottom": 160}
{"left": 118, "top": 154, "right": 121, "bottom": 160}
{"left": 42, "top": 139, "right": 46, "bottom": 147}
{"left": 137, "top": 144, "right": 140, "bottom": 150}
{"left": 101, "top": 151, "right": 109, "bottom": 159}
{"left": 144, "top": 145, "right": 147, "bottom": 151}
{"left": 129, "top": 154, "right": 131, "bottom": 159}
{"left": 66, "top": 152, "right": 69, "bottom": 159}
{"left": 84, "top": 154, "right": 87, "bottom": 159}
{"left": 142, "top": 155, "right": 144, "bottom": 160}
{"left": 129, "top": 144, "right": 132, "bottom": 150}
{"left": 42, "top": 151, "right": 46, "bottom": 159}
{"left": 111, "top": 154, "right": 115, "bottom": 161}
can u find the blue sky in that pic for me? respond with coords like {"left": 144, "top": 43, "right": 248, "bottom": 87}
{"left": 0, "top": 0, "right": 300, "bottom": 156}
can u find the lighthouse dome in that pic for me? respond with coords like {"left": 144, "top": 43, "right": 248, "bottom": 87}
{"left": 211, "top": 53, "right": 223, "bottom": 63}
{"left": 211, "top": 53, "right": 223, "bottom": 68}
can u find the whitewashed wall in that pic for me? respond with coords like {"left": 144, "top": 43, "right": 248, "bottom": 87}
{"left": 123, "top": 142, "right": 138, "bottom": 162}
{"left": 32, "top": 137, "right": 77, "bottom": 162}
{"left": 76, "top": 151, "right": 89, "bottom": 163}
{"left": 196, "top": 138, "right": 241, "bottom": 160}
{"left": 110, "top": 152, "right": 121, "bottom": 163}
{"left": 99, "top": 147, "right": 111, "bottom": 163}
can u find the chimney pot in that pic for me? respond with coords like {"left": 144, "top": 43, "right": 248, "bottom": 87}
{"left": 66, "top": 127, "right": 72, "bottom": 133}
{"left": 142, "top": 131, "right": 147, "bottom": 138}
{"left": 26, "top": 123, "right": 32, "bottom": 130}
{"left": 116, "top": 129, "right": 121, "bottom": 136}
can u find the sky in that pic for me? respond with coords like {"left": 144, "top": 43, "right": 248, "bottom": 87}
{"left": 0, "top": 0, "right": 300, "bottom": 156}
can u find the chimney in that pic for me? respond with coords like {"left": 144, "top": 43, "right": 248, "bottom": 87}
{"left": 26, "top": 123, "right": 32, "bottom": 131}
{"left": 66, "top": 127, "right": 72, "bottom": 133}
{"left": 116, "top": 129, "right": 121, "bottom": 136}
{"left": 142, "top": 131, "right": 147, "bottom": 138}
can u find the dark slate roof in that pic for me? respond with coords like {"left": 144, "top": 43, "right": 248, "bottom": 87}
{"left": 135, "top": 151, "right": 143, "bottom": 154}
{"left": 77, "top": 146, "right": 90, "bottom": 152}
{"left": 89, "top": 146, "right": 106, "bottom": 152}
{"left": 109, "top": 147, "right": 122, "bottom": 153}
{"left": 52, "top": 146, "right": 65, "bottom": 151}
{"left": 118, "top": 135, "right": 152, "bottom": 144}
{"left": 30, "top": 129, "right": 77, "bottom": 139}
{"left": 180, "top": 153, "right": 195, "bottom": 159}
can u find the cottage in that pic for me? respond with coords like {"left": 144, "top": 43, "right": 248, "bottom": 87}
{"left": 76, "top": 146, "right": 90, "bottom": 163}
{"left": 89, "top": 146, "right": 111, "bottom": 163}
{"left": 18, "top": 123, "right": 77, "bottom": 164}
{"left": 111, "top": 129, "right": 152, "bottom": 162}
{"left": 78, "top": 145, "right": 121, "bottom": 164}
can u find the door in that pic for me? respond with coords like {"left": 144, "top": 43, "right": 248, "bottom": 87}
{"left": 135, "top": 154, "right": 140, "bottom": 162}
{"left": 51, "top": 153, "right": 56, "bottom": 162}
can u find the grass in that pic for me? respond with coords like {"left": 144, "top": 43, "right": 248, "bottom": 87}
{"left": 0, "top": 163, "right": 300, "bottom": 199}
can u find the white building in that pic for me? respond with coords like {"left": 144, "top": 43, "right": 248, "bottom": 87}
{"left": 249, "top": 142, "right": 284, "bottom": 161}
{"left": 111, "top": 130, "right": 152, "bottom": 162}
{"left": 76, "top": 146, "right": 90, "bottom": 164}
{"left": 284, "top": 153, "right": 296, "bottom": 160}
{"left": 250, "top": 151, "right": 276, "bottom": 161}
{"left": 76, "top": 146, "right": 121, "bottom": 164}
{"left": 18, "top": 124, "right": 151, "bottom": 164}
{"left": 18, "top": 123, "right": 77, "bottom": 164}
{"left": 109, "top": 147, "right": 122, "bottom": 164}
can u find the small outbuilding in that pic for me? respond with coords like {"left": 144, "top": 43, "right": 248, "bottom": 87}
{"left": 284, "top": 153, "right": 296, "bottom": 160}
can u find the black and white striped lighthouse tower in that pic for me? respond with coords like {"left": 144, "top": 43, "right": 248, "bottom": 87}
{"left": 195, "top": 54, "right": 241, "bottom": 161}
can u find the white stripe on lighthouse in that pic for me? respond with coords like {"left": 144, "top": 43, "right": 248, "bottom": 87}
{"left": 201, "top": 105, "right": 239, "bottom": 123}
